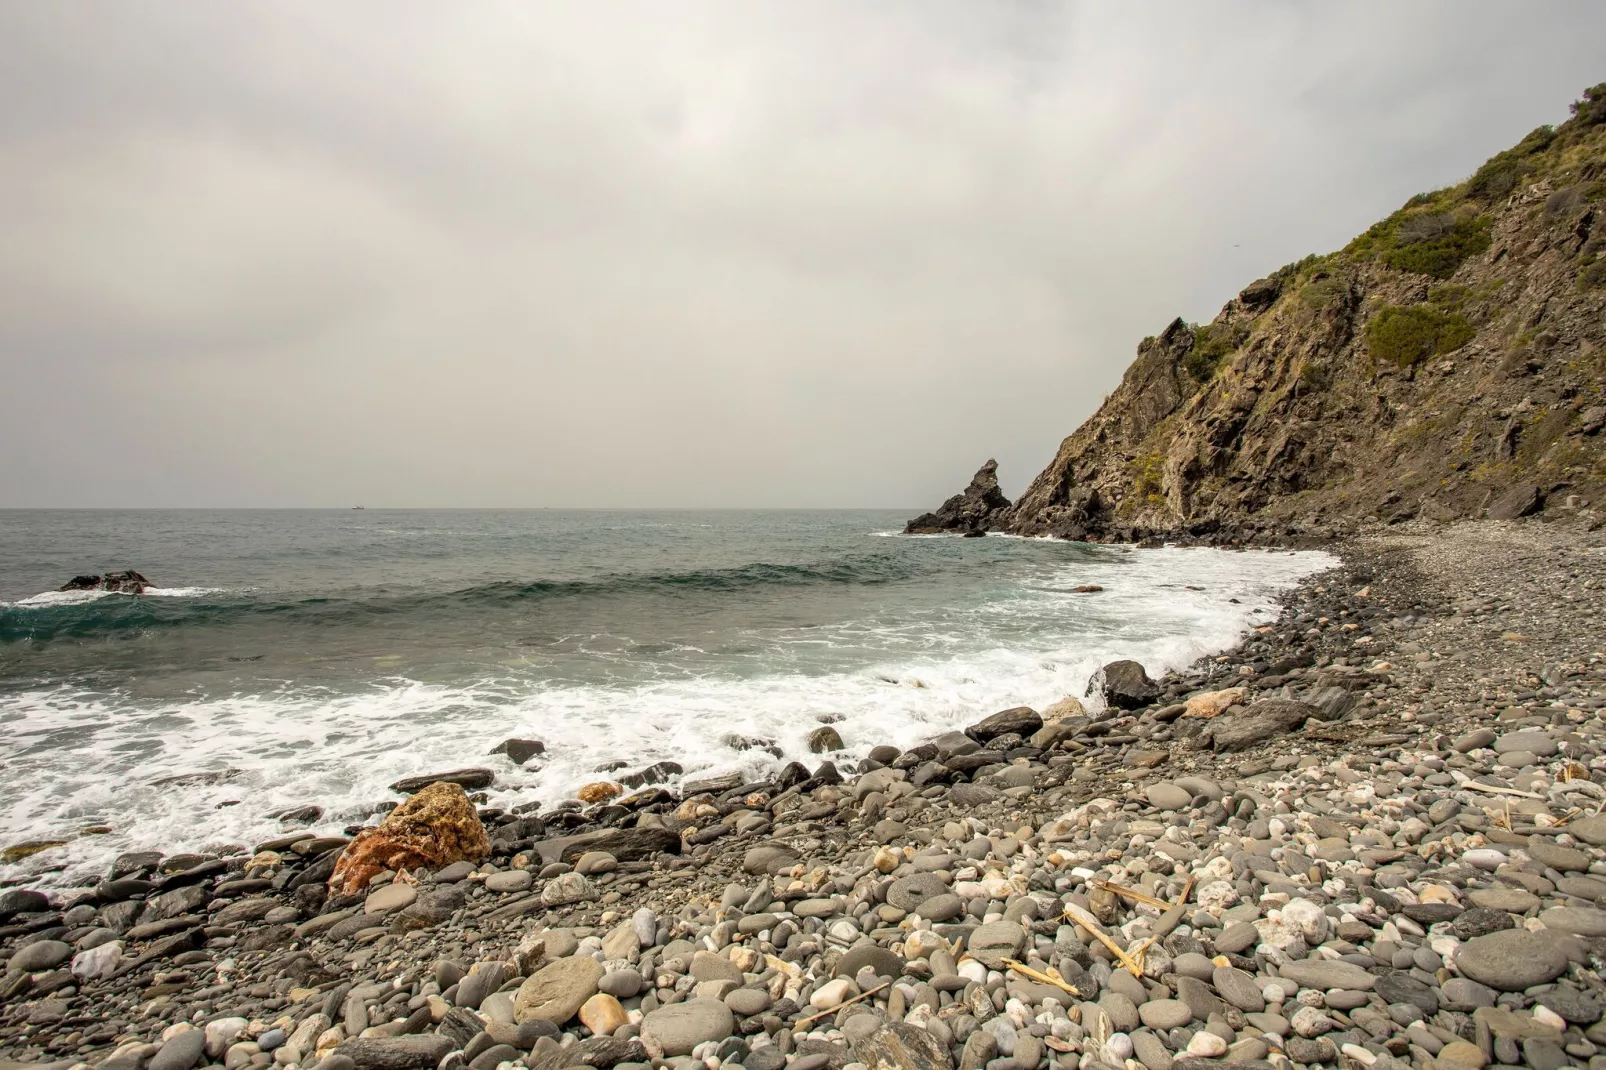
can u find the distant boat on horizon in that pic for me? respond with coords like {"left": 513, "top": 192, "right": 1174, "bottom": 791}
{"left": 351, "top": 505, "right": 365, "bottom": 510}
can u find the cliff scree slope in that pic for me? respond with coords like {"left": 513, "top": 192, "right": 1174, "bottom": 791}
{"left": 909, "top": 84, "right": 1606, "bottom": 541}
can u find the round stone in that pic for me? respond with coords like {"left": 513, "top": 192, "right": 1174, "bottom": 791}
{"left": 8, "top": 940, "right": 72, "bottom": 972}
{"left": 916, "top": 893, "right": 964, "bottom": 922}
{"left": 513, "top": 955, "right": 604, "bottom": 1024}
{"left": 725, "top": 987, "right": 772, "bottom": 1016}
{"left": 641, "top": 998, "right": 735, "bottom": 1056}
{"left": 1529, "top": 842, "right": 1591, "bottom": 873}
{"left": 834, "top": 945, "right": 904, "bottom": 980}
{"left": 484, "top": 870, "right": 533, "bottom": 893}
{"left": 1137, "top": 999, "right": 1194, "bottom": 1031}
{"left": 1145, "top": 783, "right": 1192, "bottom": 811}
{"left": 886, "top": 873, "right": 949, "bottom": 913}
{"left": 598, "top": 969, "right": 643, "bottom": 999}
{"left": 579, "top": 993, "right": 627, "bottom": 1035}
{"left": 1455, "top": 929, "right": 1569, "bottom": 991}
{"left": 1493, "top": 731, "right": 1558, "bottom": 757}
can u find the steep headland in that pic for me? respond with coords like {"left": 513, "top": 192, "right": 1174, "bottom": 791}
{"left": 909, "top": 84, "right": 1606, "bottom": 542}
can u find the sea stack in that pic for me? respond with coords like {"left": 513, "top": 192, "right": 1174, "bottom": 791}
{"left": 903, "top": 458, "right": 1011, "bottom": 535}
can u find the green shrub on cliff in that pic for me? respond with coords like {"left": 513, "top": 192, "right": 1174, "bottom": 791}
{"left": 1344, "top": 204, "right": 1491, "bottom": 280}
{"left": 1380, "top": 213, "right": 1492, "bottom": 278}
{"left": 1365, "top": 304, "right": 1476, "bottom": 367}
{"left": 1467, "top": 125, "right": 1556, "bottom": 202}
{"left": 1570, "top": 83, "right": 1606, "bottom": 127}
{"left": 1185, "top": 322, "right": 1249, "bottom": 382}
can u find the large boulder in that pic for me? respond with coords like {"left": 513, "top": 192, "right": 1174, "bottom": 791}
{"left": 904, "top": 460, "right": 1012, "bottom": 535}
{"left": 515, "top": 955, "right": 605, "bottom": 1024}
{"left": 1488, "top": 484, "right": 1543, "bottom": 520}
{"left": 1205, "top": 700, "right": 1320, "bottom": 752}
{"left": 328, "top": 782, "right": 490, "bottom": 894}
{"left": 1086, "top": 660, "right": 1159, "bottom": 709}
{"left": 966, "top": 707, "right": 1042, "bottom": 743}
{"left": 60, "top": 570, "right": 152, "bottom": 594}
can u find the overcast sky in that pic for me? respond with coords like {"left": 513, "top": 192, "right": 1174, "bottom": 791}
{"left": 2, "top": 2, "right": 1603, "bottom": 508}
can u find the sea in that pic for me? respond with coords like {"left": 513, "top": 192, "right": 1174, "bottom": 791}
{"left": 0, "top": 509, "right": 1335, "bottom": 888}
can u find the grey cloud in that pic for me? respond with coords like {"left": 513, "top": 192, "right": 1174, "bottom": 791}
{"left": 1, "top": 1, "right": 1603, "bottom": 507}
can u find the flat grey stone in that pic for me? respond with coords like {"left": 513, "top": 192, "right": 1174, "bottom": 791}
{"left": 1212, "top": 966, "right": 1265, "bottom": 1012}
{"left": 149, "top": 1030, "right": 207, "bottom": 1070}
{"left": 641, "top": 998, "right": 735, "bottom": 1056}
{"left": 965, "top": 920, "right": 1024, "bottom": 969}
{"left": 7, "top": 940, "right": 72, "bottom": 972}
{"left": 1277, "top": 959, "right": 1376, "bottom": 992}
{"left": 1455, "top": 929, "right": 1569, "bottom": 991}
{"left": 1138, "top": 999, "right": 1194, "bottom": 1030}
{"left": 1539, "top": 906, "right": 1606, "bottom": 937}
{"left": 484, "top": 870, "right": 533, "bottom": 894}
{"left": 1493, "top": 731, "right": 1557, "bottom": 757}
{"left": 888, "top": 873, "right": 951, "bottom": 913}
{"left": 1529, "top": 842, "right": 1591, "bottom": 873}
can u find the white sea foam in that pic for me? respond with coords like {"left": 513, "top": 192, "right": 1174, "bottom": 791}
{"left": 5, "top": 586, "right": 224, "bottom": 608}
{"left": 0, "top": 546, "right": 1334, "bottom": 887}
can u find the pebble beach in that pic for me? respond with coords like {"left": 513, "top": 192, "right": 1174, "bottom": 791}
{"left": 5, "top": 519, "right": 1606, "bottom": 1070}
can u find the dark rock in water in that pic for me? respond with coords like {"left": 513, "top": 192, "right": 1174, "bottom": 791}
{"left": 1087, "top": 659, "right": 1159, "bottom": 709}
{"left": 683, "top": 771, "right": 744, "bottom": 795}
{"left": 109, "top": 850, "right": 163, "bottom": 879}
{"left": 557, "top": 826, "right": 680, "bottom": 864}
{"left": 904, "top": 459, "right": 1012, "bottom": 535}
{"left": 490, "top": 738, "right": 546, "bottom": 766}
{"left": 61, "top": 569, "right": 153, "bottom": 594}
{"left": 152, "top": 769, "right": 241, "bottom": 788}
{"left": 775, "top": 762, "right": 812, "bottom": 791}
{"left": 966, "top": 706, "right": 1042, "bottom": 743}
{"left": 389, "top": 768, "right": 495, "bottom": 794}
{"left": 808, "top": 726, "right": 845, "bottom": 753}
{"left": 275, "top": 805, "right": 324, "bottom": 825}
{"left": 620, "top": 761, "right": 682, "bottom": 788}
{"left": 722, "top": 735, "right": 782, "bottom": 758}
{"left": 1205, "top": 699, "right": 1320, "bottom": 752}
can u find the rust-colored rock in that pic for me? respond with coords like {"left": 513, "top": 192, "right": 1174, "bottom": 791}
{"left": 1184, "top": 687, "right": 1246, "bottom": 719}
{"left": 329, "top": 782, "right": 489, "bottom": 895}
{"left": 577, "top": 782, "right": 622, "bottom": 804}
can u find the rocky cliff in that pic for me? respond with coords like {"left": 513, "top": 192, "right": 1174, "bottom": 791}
{"left": 911, "top": 84, "right": 1606, "bottom": 542}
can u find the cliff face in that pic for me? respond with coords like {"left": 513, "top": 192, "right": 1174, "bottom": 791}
{"left": 914, "top": 85, "right": 1606, "bottom": 543}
